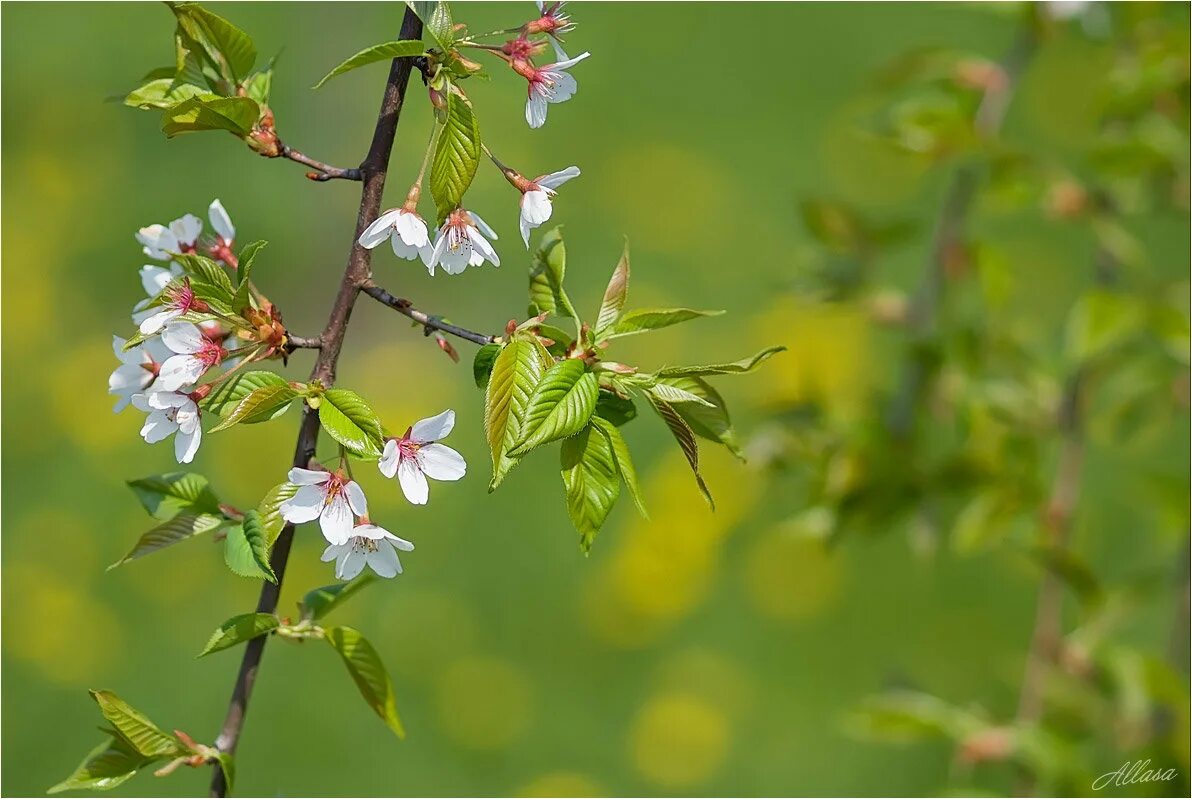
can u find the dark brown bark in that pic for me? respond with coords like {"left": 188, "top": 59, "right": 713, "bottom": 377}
{"left": 208, "top": 9, "right": 423, "bottom": 796}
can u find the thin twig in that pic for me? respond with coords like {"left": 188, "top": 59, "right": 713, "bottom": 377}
{"left": 284, "top": 334, "right": 323, "bottom": 350}
{"left": 208, "top": 9, "right": 424, "bottom": 796}
{"left": 278, "top": 142, "right": 362, "bottom": 182}
{"left": 361, "top": 281, "right": 499, "bottom": 345}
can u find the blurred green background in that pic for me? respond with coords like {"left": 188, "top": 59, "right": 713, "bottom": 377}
{"left": 2, "top": 2, "right": 1188, "bottom": 797}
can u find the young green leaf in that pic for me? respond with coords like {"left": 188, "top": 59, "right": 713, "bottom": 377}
{"left": 485, "top": 336, "right": 551, "bottom": 490}
{"left": 604, "top": 307, "right": 725, "bottom": 339}
{"left": 646, "top": 393, "right": 714, "bottom": 509}
{"left": 89, "top": 691, "right": 184, "bottom": 759}
{"left": 209, "top": 383, "right": 299, "bottom": 432}
{"left": 223, "top": 511, "right": 277, "bottom": 583}
{"left": 171, "top": 3, "right": 257, "bottom": 82}
{"left": 591, "top": 416, "right": 648, "bottom": 518}
{"left": 48, "top": 736, "right": 150, "bottom": 795}
{"left": 314, "top": 40, "right": 426, "bottom": 88}
{"left": 473, "top": 342, "right": 501, "bottom": 388}
{"left": 199, "top": 612, "right": 280, "bottom": 657}
{"left": 644, "top": 381, "right": 716, "bottom": 407}
{"left": 202, "top": 370, "right": 292, "bottom": 417}
{"left": 324, "top": 626, "right": 405, "bottom": 738}
{"left": 430, "top": 89, "right": 481, "bottom": 222}
{"left": 594, "top": 242, "right": 630, "bottom": 336}
{"left": 243, "top": 68, "right": 272, "bottom": 105}
{"left": 654, "top": 345, "right": 786, "bottom": 378}
{"left": 126, "top": 472, "right": 221, "bottom": 519}
{"left": 510, "top": 359, "right": 599, "bottom": 456}
{"left": 528, "top": 227, "right": 579, "bottom": 325}
{"left": 124, "top": 79, "right": 215, "bottom": 110}
{"left": 319, "top": 389, "right": 386, "bottom": 458}
{"left": 230, "top": 239, "right": 267, "bottom": 312}
{"left": 300, "top": 574, "right": 376, "bottom": 621}
{"left": 416, "top": 0, "right": 456, "bottom": 52}
{"left": 161, "top": 96, "right": 260, "bottom": 138}
{"left": 656, "top": 375, "right": 743, "bottom": 459}
{"left": 173, "top": 252, "right": 236, "bottom": 301}
{"left": 595, "top": 389, "right": 637, "bottom": 427}
{"left": 560, "top": 424, "right": 621, "bottom": 553}
{"left": 256, "top": 482, "right": 298, "bottom": 547}
{"left": 109, "top": 513, "right": 225, "bottom": 570}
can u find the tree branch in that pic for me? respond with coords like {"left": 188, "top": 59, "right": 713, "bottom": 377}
{"left": 208, "top": 9, "right": 424, "bottom": 796}
{"left": 285, "top": 334, "right": 322, "bottom": 350}
{"left": 278, "top": 142, "right": 362, "bottom": 182}
{"left": 361, "top": 281, "right": 500, "bottom": 345}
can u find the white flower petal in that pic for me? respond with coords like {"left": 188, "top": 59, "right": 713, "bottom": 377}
{"left": 345, "top": 480, "right": 368, "bottom": 517}
{"left": 394, "top": 211, "right": 430, "bottom": 247}
{"left": 526, "top": 93, "right": 549, "bottom": 128}
{"left": 520, "top": 215, "right": 532, "bottom": 249}
{"left": 208, "top": 199, "right": 235, "bottom": 241}
{"left": 319, "top": 494, "right": 354, "bottom": 545}
{"left": 140, "top": 265, "right": 176, "bottom": 297}
{"left": 170, "top": 214, "right": 203, "bottom": 246}
{"left": 156, "top": 354, "right": 205, "bottom": 391}
{"left": 358, "top": 210, "right": 400, "bottom": 249}
{"left": 521, "top": 190, "right": 554, "bottom": 225}
{"left": 468, "top": 227, "right": 500, "bottom": 267}
{"left": 367, "top": 542, "right": 401, "bottom": 578}
{"left": 137, "top": 224, "right": 177, "bottom": 260}
{"left": 397, "top": 458, "right": 429, "bottom": 505}
{"left": 138, "top": 308, "right": 180, "bottom": 335}
{"left": 536, "top": 166, "right": 580, "bottom": 190}
{"left": 548, "top": 70, "right": 579, "bottom": 103}
{"left": 378, "top": 440, "right": 400, "bottom": 478}
{"left": 288, "top": 467, "right": 330, "bottom": 485}
{"left": 321, "top": 543, "right": 342, "bottom": 563}
{"left": 550, "top": 51, "right": 590, "bottom": 72}
{"left": 468, "top": 212, "right": 499, "bottom": 240}
{"left": 141, "top": 412, "right": 178, "bottom": 443}
{"left": 411, "top": 409, "right": 455, "bottom": 443}
{"left": 338, "top": 548, "right": 367, "bottom": 580}
{"left": 174, "top": 426, "right": 202, "bottom": 464}
{"left": 418, "top": 443, "right": 467, "bottom": 482}
{"left": 109, "top": 363, "right": 151, "bottom": 393}
{"left": 280, "top": 484, "right": 326, "bottom": 523}
{"left": 162, "top": 322, "right": 205, "bottom": 354}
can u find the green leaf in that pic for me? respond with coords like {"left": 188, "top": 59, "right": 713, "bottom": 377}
{"left": 646, "top": 393, "right": 714, "bottom": 509}
{"left": 126, "top": 472, "right": 221, "bottom": 520}
{"left": 605, "top": 308, "right": 725, "bottom": 339}
{"left": 430, "top": 89, "right": 481, "bottom": 222}
{"left": 230, "top": 239, "right": 267, "bottom": 312}
{"left": 319, "top": 389, "right": 385, "bottom": 458}
{"left": 173, "top": 252, "right": 236, "bottom": 302}
{"left": 655, "top": 346, "right": 787, "bottom": 378}
{"left": 171, "top": 3, "right": 257, "bottom": 82}
{"left": 212, "top": 752, "right": 235, "bottom": 795}
{"left": 314, "top": 40, "right": 426, "bottom": 88}
{"left": 209, "top": 383, "right": 299, "bottom": 433}
{"left": 89, "top": 691, "right": 183, "bottom": 758}
{"left": 473, "top": 343, "right": 501, "bottom": 388}
{"left": 243, "top": 69, "right": 272, "bottom": 105}
{"left": 199, "top": 612, "right": 280, "bottom": 657}
{"left": 595, "top": 389, "right": 637, "bottom": 427}
{"left": 644, "top": 381, "right": 715, "bottom": 407}
{"left": 124, "top": 78, "right": 215, "bottom": 110}
{"left": 485, "top": 336, "right": 551, "bottom": 490}
{"left": 591, "top": 416, "right": 647, "bottom": 518}
{"left": 223, "top": 510, "right": 277, "bottom": 583}
{"left": 528, "top": 227, "right": 579, "bottom": 325}
{"left": 49, "top": 736, "right": 150, "bottom": 794}
{"left": 510, "top": 359, "right": 599, "bottom": 456}
{"left": 201, "top": 370, "right": 291, "bottom": 417}
{"left": 161, "top": 95, "right": 260, "bottom": 138}
{"left": 256, "top": 482, "right": 298, "bottom": 547}
{"left": 300, "top": 574, "right": 376, "bottom": 621}
{"left": 560, "top": 424, "right": 621, "bottom": 553}
{"left": 594, "top": 242, "right": 630, "bottom": 336}
{"left": 324, "top": 626, "right": 404, "bottom": 738}
{"left": 421, "top": 1, "right": 456, "bottom": 52}
{"left": 656, "top": 376, "right": 743, "bottom": 459}
{"left": 1065, "top": 290, "right": 1145, "bottom": 363}
{"left": 109, "top": 513, "right": 225, "bottom": 569}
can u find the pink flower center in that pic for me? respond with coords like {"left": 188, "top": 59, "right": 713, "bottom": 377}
{"left": 165, "top": 280, "right": 208, "bottom": 313}
{"left": 196, "top": 340, "right": 227, "bottom": 369}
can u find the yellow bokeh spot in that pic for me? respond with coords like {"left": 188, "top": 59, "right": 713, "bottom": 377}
{"left": 3, "top": 563, "right": 122, "bottom": 684}
{"left": 583, "top": 448, "right": 759, "bottom": 648}
{"left": 518, "top": 771, "right": 603, "bottom": 798}
{"left": 751, "top": 295, "right": 872, "bottom": 417}
{"left": 742, "top": 524, "right": 843, "bottom": 621}
{"left": 435, "top": 655, "right": 532, "bottom": 750}
{"left": 629, "top": 693, "right": 730, "bottom": 789}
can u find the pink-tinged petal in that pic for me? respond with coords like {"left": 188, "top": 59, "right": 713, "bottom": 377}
{"left": 288, "top": 467, "right": 330, "bottom": 485}
{"left": 378, "top": 440, "right": 400, "bottom": 478}
{"left": 280, "top": 485, "right": 325, "bottom": 523}
{"left": 345, "top": 480, "right": 368, "bottom": 517}
{"left": 526, "top": 93, "right": 548, "bottom": 128}
{"left": 411, "top": 409, "right": 455, "bottom": 443}
{"left": 162, "top": 322, "right": 205, "bottom": 354}
{"left": 536, "top": 165, "right": 580, "bottom": 190}
{"left": 358, "top": 210, "right": 400, "bottom": 249}
{"left": 208, "top": 199, "right": 235, "bottom": 241}
{"left": 397, "top": 458, "right": 429, "bottom": 505}
{"left": 174, "top": 426, "right": 201, "bottom": 464}
{"left": 319, "top": 495, "right": 354, "bottom": 545}
{"left": 418, "top": 443, "right": 467, "bottom": 481}
{"left": 138, "top": 308, "right": 180, "bottom": 335}
{"left": 170, "top": 214, "right": 203, "bottom": 246}
{"left": 366, "top": 542, "right": 401, "bottom": 578}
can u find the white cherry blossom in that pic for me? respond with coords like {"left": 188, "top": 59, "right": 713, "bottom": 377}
{"left": 109, "top": 335, "right": 170, "bottom": 412}
{"left": 208, "top": 199, "right": 235, "bottom": 243}
{"left": 321, "top": 523, "right": 414, "bottom": 580}
{"left": 156, "top": 322, "right": 227, "bottom": 391}
{"left": 532, "top": 1, "right": 576, "bottom": 60}
{"left": 518, "top": 166, "right": 580, "bottom": 247}
{"left": 280, "top": 468, "right": 369, "bottom": 545}
{"left": 136, "top": 214, "right": 202, "bottom": 261}
{"left": 137, "top": 278, "right": 210, "bottom": 335}
{"left": 132, "top": 390, "right": 203, "bottom": 463}
{"left": 427, "top": 209, "right": 500, "bottom": 275}
{"left": 378, "top": 409, "right": 467, "bottom": 505}
{"left": 358, "top": 207, "right": 432, "bottom": 264}
{"left": 524, "top": 51, "right": 590, "bottom": 129}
